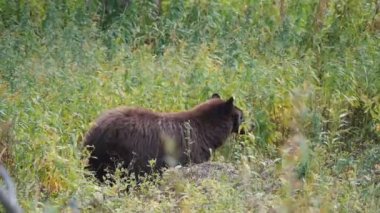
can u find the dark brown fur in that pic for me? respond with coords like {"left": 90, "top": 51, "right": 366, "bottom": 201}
{"left": 84, "top": 94, "right": 243, "bottom": 182}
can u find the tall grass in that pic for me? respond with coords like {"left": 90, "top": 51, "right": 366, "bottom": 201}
{"left": 0, "top": 0, "right": 379, "bottom": 212}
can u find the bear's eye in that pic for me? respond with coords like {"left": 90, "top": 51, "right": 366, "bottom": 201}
{"left": 238, "top": 114, "right": 244, "bottom": 125}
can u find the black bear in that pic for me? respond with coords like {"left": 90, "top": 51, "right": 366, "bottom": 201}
{"left": 84, "top": 94, "right": 244, "bottom": 182}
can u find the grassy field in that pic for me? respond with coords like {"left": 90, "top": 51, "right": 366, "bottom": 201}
{"left": 0, "top": 0, "right": 379, "bottom": 212}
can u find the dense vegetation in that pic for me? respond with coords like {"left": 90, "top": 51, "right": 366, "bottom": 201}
{"left": 0, "top": 0, "right": 379, "bottom": 212}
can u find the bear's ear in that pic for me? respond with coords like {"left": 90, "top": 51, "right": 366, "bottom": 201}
{"left": 225, "top": 97, "right": 234, "bottom": 110}
{"left": 226, "top": 97, "right": 234, "bottom": 104}
{"left": 211, "top": 93, "right": 221, "bottom": 99}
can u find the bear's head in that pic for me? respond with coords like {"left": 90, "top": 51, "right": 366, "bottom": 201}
{"left": 210, "top": 93, "right": 244, "bottom": 134}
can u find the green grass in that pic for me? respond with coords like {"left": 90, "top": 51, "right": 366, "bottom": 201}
{"left": 0, "top": 0, "right": 379, "bottom": 212}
